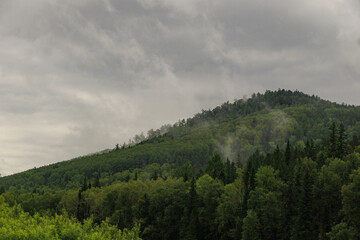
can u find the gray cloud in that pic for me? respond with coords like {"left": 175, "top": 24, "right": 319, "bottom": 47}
{"left": 0, "top": 0, "right": 359, "bottom": 175}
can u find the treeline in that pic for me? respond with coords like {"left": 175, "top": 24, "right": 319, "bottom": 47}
{"left": 2, "top": 90, "right": 360, "bottom": 193}
{"left": 2, "top": 123, "right": 360, "bottom": 239}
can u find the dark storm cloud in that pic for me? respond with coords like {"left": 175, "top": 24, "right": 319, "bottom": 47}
{"left": 0, "top": 0, "right": 359, "bottom": 175}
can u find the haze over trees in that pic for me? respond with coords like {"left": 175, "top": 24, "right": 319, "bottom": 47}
{"left": 1, "top": 90, "right": 360, "bottom": 239}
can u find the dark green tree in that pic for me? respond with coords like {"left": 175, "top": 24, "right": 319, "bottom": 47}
{"left": 341, "top": 168, "right": 360, "bottom": 234}
{"left": 242, "top": 210, "right": 261, "bottom": 240}
{"left": 205, "top": 153, "right": 225, "bottom": 182}
{"left": 337, "top": 123, "right": 347, "bottom": 159}
{"left": 285, "top": 140, "right": 291, "bottom": 166}
{"left": 290, "top": 158, "right": 318, "bottom": 240}
{"left": 329, "top": 122, "right": 338, "bottom": 158}
{"left": 93, "top": 173, "right": 100, "bottom": 188}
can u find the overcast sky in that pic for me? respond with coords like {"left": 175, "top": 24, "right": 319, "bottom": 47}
{"left": 0, "top": 0, "right": 360, "bottom": 176}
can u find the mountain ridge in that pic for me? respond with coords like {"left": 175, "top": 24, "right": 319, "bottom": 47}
{"left": 1, "top": 89, "right": 360, "bottom": 192}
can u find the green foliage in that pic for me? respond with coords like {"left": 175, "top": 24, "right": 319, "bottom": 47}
{"left": 2, "top": 90, "right": 360, "bottom": 193}
{"left": 0, "top": 197, "right": 141, "bottom": 240}
{"left": 205, "top": 153, "right": 225, "bottom": 182}
{"left": 313, "top": 158, "right": 346, "bottom": 239}
{"left": 327, "top": 222, "right": 358, "bottom": 240}
{"left": 216, "top": 175, "right": 245, "bottom": 239}
{"left": 242, "top": 210, "right": 261, "bottom": 240}
{"left": 246, "top": 166, "right": 285, "bottom": 240}
{"left": 290, "top": 158, "right": 318, "bottom": 240}
{"left": 196, "top": 174, "right": 224, "bottom": 240}
{"left": 0, "top": 90, "right": 360, "bottom": 239}
{"left": 341, "top": 168, "right": 360, "bottom": 231}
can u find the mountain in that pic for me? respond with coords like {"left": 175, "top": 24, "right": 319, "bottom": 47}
{"left": 1, "top": 89, "right": 360, "bottom": 192}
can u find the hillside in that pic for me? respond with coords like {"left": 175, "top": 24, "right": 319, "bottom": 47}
{"left": 1, "top": 89, "right": 360, "bottom": 192}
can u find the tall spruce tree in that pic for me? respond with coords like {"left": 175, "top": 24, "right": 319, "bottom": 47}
{"left": 205, "top": 153, "right": 225, "bottom": 182}
{"left": 329, "top": 122, "right": 338, "bottom": 158}
{"left": 337, "top": 123, "right": 347, "bottom": 159}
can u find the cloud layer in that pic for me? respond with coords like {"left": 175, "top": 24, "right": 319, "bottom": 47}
{"left": 0, "top": 0, "right": 359, "bottom": 175}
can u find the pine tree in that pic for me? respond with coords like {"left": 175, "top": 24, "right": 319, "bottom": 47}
{"left": 305, "top": 139, "right": 315, "bottom": 160}
{"left": 81, "top": 177, "right": 88, "bottom": 192}
{"left": 329, "top": 122, "right": 337, "bottom": 158}
{"left": 183, "top": 178, "right": 199, "bottom": 240}
{"left": 236, "top": 154, "right": 243, "bottom": 168}
{"left": 152, "top": 170, "right": 158, "bottom": 181}
{"left": 93, "top": 173, "right": 100, "bottom": 188}
{"left": 337, "top": 123, "right": 347, "bottom": 159}
{"left": 291, "top": 159, "right": 317, "bottom": 240}
{"left": 285, "top": 140, "right": 291, "bottom": 166}
{"left": 242, "top": 210, "right": 261, "bottom": 240}
{"left": 125, "top": 174, "right": 130, "bottom": 182}
{"left": 205, "top": 153, "right": 225, "bottom": 182}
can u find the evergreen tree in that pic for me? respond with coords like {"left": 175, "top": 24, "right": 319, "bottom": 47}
{"left": 305, "top": 139, "right": 316, "bottom": 160}
{"left": 125, "top": 174, "right": 130, "bottom": 182}
{"left": 152, "top": 170, "right": 158, "bottom": 181}
{"left": 81, "top": 177, "right": 88, "bottom": 192}
{"left": 247, "top": 166, "right": 286, "bottom": 240}
{"left": 205, "top": 153, "right": 225, "bottom": 182}
{"left": 182, "top": 178, "right": 199, "bottom": 240}
{"left": 93, "top": 173, "right": 100, "bottom": 188}
{"left": 341, "top": 168, "right": 360, "bottom": 233}
{"left": 236, "top": 154, "right": 243, "bottom": 168}
{"left": 242, "top": 159, "right": 256, "bottom": 221}
{"left": 242, "top": 210, "right": 261, "bottom": 240}
{"left": 337, "top": 123, "right": 347, "bottom": 159}
{"left": 224, "top": 158, "right": 236, "bottom": 184}
{"left": 290, "top": 158, "right": 317, "bottom": 240}
{"left": 329, "top": 122, "right": 338, "bottom": 158}
{"left": 285, "top": 140, "right": 291, "bottom": 166}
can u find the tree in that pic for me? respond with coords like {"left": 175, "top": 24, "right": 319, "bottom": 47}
{"left": 205, "top": 153, "right": 225, "bottom": 182}
{"left": 144, "top": 178, "right": 188, "bottom": 240}
{"left": 313, "top": 159, "right": 346, "bottom": 239}
{"left": 196, "top": 174, "right": 224, "bottom": 240}
{"left": 337, "top": 123, "right": 347, "bottom": 159}
{"left": 224, "top": 159, "right": 237, "bottom": 184}
{"left": 341, "top": 168, "right": 360, "bottom": 232}
{"left": 246, "top": 166, "right": 286, "bottom": 240}
{"left": 216, "top": 175, "right": 245, "bottom": 239}
{"left": 242, "top": 210, "right": 261, "bottom": 240}
{"left": 175, "top": 161, "right": 196, "bottom": 182}
{"left": 285, "top": 140, "right": 291, "bottom": 166}
{"left": 0, "top": 196, "right": 141, "bottom": 239}
{"left": 305, "top": 139, "right": 316, "bottom": 160}
{"left": 290, "top": 158, "right": 318, "bottom": 240}
{"left": 327, "top": 222, "right": 357, "bottom": 240}
{"left": 81, "top": 177, "right": 88, "bottom": 192}
{"left": 151, "top": 170, "right": 158, "bottom": 181}
{"left": 329, "top": 122, "right": 338, "bottom": 158}
{"left": 93, "top": 173, "right": 101, "bottom": 188}
{"left": 181, "top": 178, "right": 199, "bottom": 240}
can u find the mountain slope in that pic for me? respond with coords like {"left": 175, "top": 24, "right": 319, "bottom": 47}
{"left": 1, "top": 89, "right": 360, "bottom": 192}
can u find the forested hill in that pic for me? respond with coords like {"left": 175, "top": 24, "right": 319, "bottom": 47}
{"left": 1, "top": 89, "right": 360, "bottom": 192}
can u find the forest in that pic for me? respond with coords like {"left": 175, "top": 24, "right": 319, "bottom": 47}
{"left": 1, "top": 90, "right": 360, "bottom": 239}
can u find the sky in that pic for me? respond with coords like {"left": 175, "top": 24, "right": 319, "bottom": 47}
{"left": 0, "top": 0, "right": 360, "bottom": 176}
